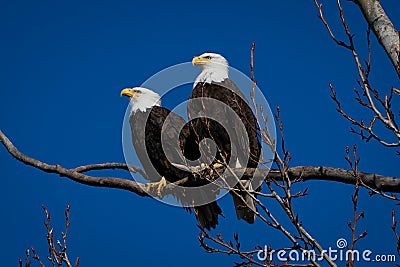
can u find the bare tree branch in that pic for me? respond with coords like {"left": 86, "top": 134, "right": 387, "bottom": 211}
{"left": 314, "top": 0, "right": 400, "bottom": 148}
{"left": 0, "top": 129, "right": 150, "bottom": 196}
{"left": 345, "top": 145, "right": 367, "bottom": 267}
{"left": 255, "top": 166, "right": 399, "bottom": 193}
{"left": 353, "top": 0, "right": 400, "bottom": 78}
{"left": 1, "top": 130, "right": 399, "bottom": 195}
{"left": 19, "top": 205, "right": 79, "bottom": 267}
{"left": 391, "top": 209, "right": 400, "bottom": 257}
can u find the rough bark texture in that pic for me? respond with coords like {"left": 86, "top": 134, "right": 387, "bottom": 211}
{"left": 355, "top": 0, "right": 400, "bottom": 77}
{"left": 1, "top": 130, "right": 399, "bottom": 195}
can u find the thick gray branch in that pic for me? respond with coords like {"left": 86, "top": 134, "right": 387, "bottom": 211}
{"left": 258, "top": 167, "right": 399, "bottom": 193}
{"left": 0, "top": 130, "right": 150, "bottom": 197}
{"left": 355, "top": 0, "right": 400, "bottom": 77}
{"left": 1, "top": 130, "right": 399, "bottom": 195}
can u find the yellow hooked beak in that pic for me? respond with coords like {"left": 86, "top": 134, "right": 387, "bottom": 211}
{"left": 120, "top": 88, "right": 136, "bottom": 98}
{"left": 192, "top": 56, "right": 211, "bottom": 66}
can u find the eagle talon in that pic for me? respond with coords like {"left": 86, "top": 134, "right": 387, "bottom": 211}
{"left": 212, "top": 162, "right": 224, "bottom": 169}
{"left": 146, "top": 176, "right": 168, "bottom": 198}
{"left": 192, "top": 162, "right": 206, "bottom": 173}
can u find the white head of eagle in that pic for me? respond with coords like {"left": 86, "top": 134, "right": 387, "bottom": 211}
{"left": 192, "top": 52, "right": 229, "bottom": 87}
{"left": 120, "top": 87, "right": 161, "bottom": 112}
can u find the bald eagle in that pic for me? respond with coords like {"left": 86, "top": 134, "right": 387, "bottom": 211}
{"left": 188, "top": 53, "right": 262, "bottom": 224}
{"left": 121, "top": 87, "right": 222, "bottom": 230}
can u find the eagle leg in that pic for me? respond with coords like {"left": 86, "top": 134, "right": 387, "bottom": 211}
{"left": 146, "top": 176, "right": 168, "bottom": 198}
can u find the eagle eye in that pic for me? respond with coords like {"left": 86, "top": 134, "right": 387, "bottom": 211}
{"left": 205, "top": 56, "right": 212, "bottom": 60}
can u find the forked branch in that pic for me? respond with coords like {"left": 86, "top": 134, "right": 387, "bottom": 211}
{"left": 314, "top": 0, "right": 400, "bottom": 148}
{"left": 19, "top": 205, "right": 80, "bottom": 267}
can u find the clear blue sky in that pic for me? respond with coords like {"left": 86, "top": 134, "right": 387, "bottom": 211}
{"left": 1, "top": 1, "right": 399, "bottom": 266}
